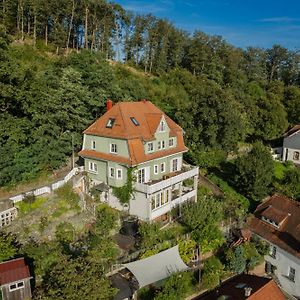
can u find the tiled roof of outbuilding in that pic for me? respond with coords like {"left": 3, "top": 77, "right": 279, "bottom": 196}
{"left": 0, "top": 258, "right": 31, "bottom": 286}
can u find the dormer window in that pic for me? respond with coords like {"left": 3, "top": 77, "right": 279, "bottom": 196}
{"left": 106, "top": 118, "right": 115, "bottom": 128}
{"left": 110, "top": 143, "right": 117, "bottom": 153}
{"left": 169, "top": 138, "right": 175, "bottom": 147}
{"left": 159, "top": 120, "right": 166, "bottom": 132}
{"left": 148, "top": 142, "right": 154, "bottom": 152}
{"left": 130, "top": 117, "right": 139, "bottom": 126}
{"left": 261, "top": 216, "right": 279, "bottom": 228}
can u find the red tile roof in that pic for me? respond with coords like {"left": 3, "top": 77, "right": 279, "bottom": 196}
{"left": 247, "top": 194, "right": 300, "bottom": 258}
{"left": 0, "top": 258, "right": 31, "bottom": 286}
{"left": 83, "top": 100, "right": 182, "bottom": 140}
{"left": 80, "top": 100, "right": 187, "bottom": 166}
{"left": 195, "top": 274, "right": 285, "bottom": 300}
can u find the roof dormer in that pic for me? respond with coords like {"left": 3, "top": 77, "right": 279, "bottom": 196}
{"left": 261, "top": 205, "right": 290, "bottom": 229}
{"left": 156, "top": 115, "right": 169, "bottom": 133}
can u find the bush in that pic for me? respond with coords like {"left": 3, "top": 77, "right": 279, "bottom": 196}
{"left": 154, "top": 272, "right": 195, "bottom": 300}
{"left": 23, "top": 193, "right": 36, "bottom": 204}
{"left": 54, "top": 183, "right": 80, "bottom": 209}
{"left": 202, "top": 256, "right": 224, "bottom": 290}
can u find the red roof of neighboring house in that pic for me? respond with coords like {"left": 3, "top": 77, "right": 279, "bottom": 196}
{"left": 79, "top": 100, "right": 187, "bottom": 166}
{"left": 283, "top": 124, "right": 300, "bottom": 138}
{"left": 247, "top": 194, "right": 300, "bottom": 258}
{"left": 0, "top": 258, "right": 31, "bottom": 286}
{"left": 195, "top": 274, "right": 285, "bottom": 300}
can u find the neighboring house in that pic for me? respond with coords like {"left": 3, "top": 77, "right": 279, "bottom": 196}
{"left": 248, "top": 194, "right": 300, "bottom": 299}
{"left": 0, "top": 200, "right": 17, "bottom": 228}
{"left": 0, "top": 258, "right": 32, "bottom": 300}
{"left": 282, "top": 125, "right": 300, "bottom": 164}
{"left": 79, "top": 100, "right": 199, "bottom": 221}
{"left": 194, "top": 274, "right": 285, "bottom": 300}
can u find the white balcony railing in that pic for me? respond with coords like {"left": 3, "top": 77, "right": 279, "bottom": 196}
{"left": 150, "top": 189, "right": 197, "bottom": 220}
{"left": 135, "top": 166, "right": 199, "bottom": 195}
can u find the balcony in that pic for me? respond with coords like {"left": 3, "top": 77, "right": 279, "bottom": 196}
{"left": 150, "top": 189, "right": 197, "bottom": 220}
{"left": 135, "top": 165, "right": 199, "bottom": 195}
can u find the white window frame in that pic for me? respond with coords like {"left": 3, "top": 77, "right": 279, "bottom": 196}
{"left": 9, "top": 281, "right": 24, "bottom": 292}
{"left": 288, "top": 267, "right": 296, "bottom": 282}
{"left": 110, "top": 143, "right": 117, "bottom": 154}
{"left": 117, "top": 169, "right": 122, "bottom": 179}
{"left": 160, "top": 162, "right": 166, "bottom": 173}
{"left": 137, "top": 168, "right": 146, "bottom": 183}
{"left": 269, "top": 245, "right": 276, "bottom": 258}
{"left": 158, "top": 141, "right": 162, "bottom": 150}
{"left": 169, "top": 138, "right": 175, "bottom": 147}
{"left": 159, "top": 120, "right": 166, "bottom": 132}
{"left": 91, "top": 140, "right": 96, "bottom": 150}
{"left": 171, "top": 158, "right": 178, "bottom": 172}
{"left": 89, "top": 162, "right": 98, "bottom": 173}
{"left": 154, "top": 165, "right": 159, "bottom": 175}
{"left": 109, "top": 167, "right": 115, "bottom": 178}
{"left": 147, "top": 142, "right": 154, "bottom": 152}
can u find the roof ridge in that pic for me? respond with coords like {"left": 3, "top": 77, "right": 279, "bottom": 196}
{"left": 0, "top": 257, "right": 25, "bottom": 266}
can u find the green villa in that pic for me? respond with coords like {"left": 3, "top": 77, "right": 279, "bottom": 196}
{"left": 79, "top": 99, "right": 198, "bottom": 222}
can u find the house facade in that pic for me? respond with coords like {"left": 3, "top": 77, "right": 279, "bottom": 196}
{"left": 0, "top": 200, "right": 17, "bottom": 228}
{"left": 79, "top": 100, "right": 198, "bottom": 221}
{"left": 282, "top": 125, "right": 300, "bottom": 165}
{"left": 0, "top": 258, "right": 32, "bottom": 300}
{"left": 248, "top": 194, "right": 300, "bottom": 299}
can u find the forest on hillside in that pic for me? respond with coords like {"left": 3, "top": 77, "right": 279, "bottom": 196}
{"left": 1, "top": 0, "right": 300, "bottom": 187}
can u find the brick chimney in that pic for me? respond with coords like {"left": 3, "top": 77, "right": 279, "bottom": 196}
{"left": 106, "top": 99, "right": 113, "bottom": 111}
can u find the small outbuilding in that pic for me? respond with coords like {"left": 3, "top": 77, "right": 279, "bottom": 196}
{"left": 0, "top": 258, "right": 32, "bottom": 300}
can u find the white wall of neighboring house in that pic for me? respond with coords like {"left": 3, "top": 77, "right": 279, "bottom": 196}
{"left": 282, "top": 147, "right": 300, "bottom": 165}
{"left": 266, "top": 242, "right": 300, "bottom": 298}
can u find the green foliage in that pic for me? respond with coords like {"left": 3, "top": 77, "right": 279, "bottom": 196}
{"left": 274, "top": 168, "right": 300, "bottom": 200}
{"left": 55, "top": 222, "right": 75, "bottom": 245}
{"left": 139, "top": 222, "right": 163, "bottom": 249}
{"left": 87, "top": 205, "right": 119, "bottom": 262}
{"left": 22, "top": 193, "right": 36, "bottom": 205}
{"left": 178, "top": 239, "right": 197, "bottom": 264}
{"left": 54, "top": 184, "right": 80, "bottom": 209}
{"left": 154, "top": 272, "right": 195, "bottom": 300}
{"left": 0, "top": 233, "right": 17, "bottom": 262}
{"left": 208, "top": 174, "right": 249, "bottom": 219}
{"left": 43, "top": 256, "right": 117, "bottom": 300}
{"left": 16, "top": 196, "right": 47, "bottom": 214}
{"left": 112, "top": 167, "right": 134, "bottom": 204}
{"left": 202, "top": 256, "right": 224, "bottom": 290}
{"left": 225, "top": 241, "right": 264, "bottom": 274}
{"left": 234, "top": 142, "right": 274, "bottom": 201}
{"left": 226, "top": 245, "right": 246, "bottom": 274}
{"left": 181, "top": 195, "right": 225, "bottom": 253}
{"left": 39, "top": 216, "right": 49, "bottom": 233}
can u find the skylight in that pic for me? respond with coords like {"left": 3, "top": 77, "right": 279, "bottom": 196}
{"left": 106, "top": 118, "right": 115, "bottom": 128}
{"left": 130, "top": 117, "right": 140, "bottom": 126}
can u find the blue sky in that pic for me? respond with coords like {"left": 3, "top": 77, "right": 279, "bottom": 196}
{"left": 114, "top": 0, "right": 300, "bottom": 49}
